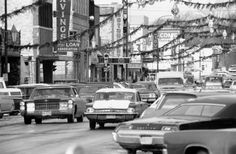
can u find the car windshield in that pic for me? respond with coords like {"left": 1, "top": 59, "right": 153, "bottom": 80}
{"left": 79, "top": 86, "right": 100, "bottom": 94}
{"left": 94, "top": 92, "right": 135, "bottom": 101}
{"left": 159, "top": 95, "right": 196, "bottom": 110}
{"left": 159, "top": 78, "right": 183, "bottom": 85}
{"left": 130, "top": 83, "right": 157, "bottom": 90}
{"left": 31, "top": 88, "right": 72, "bottom": 98}
{"left": 165, "top": 104, "right": 225, "bottom": 117}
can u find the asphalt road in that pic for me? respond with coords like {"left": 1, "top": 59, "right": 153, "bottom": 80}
{"left": 0, "top": 115, "right": 131, "bottom": 154}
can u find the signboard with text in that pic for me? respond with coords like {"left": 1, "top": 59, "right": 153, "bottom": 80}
{"left": 56, "top": 0, "right": 74, "bottom": 55}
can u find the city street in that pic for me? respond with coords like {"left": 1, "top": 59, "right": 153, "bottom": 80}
{"left": 0, "top": 115, "right": 128, "bottom": 154}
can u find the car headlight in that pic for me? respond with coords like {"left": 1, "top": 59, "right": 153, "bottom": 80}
{"left": 161, "top": 126, "right": 178, "bottom": 132}
{"left": 127, "top": 108, "right": 135, "bottom": 113}
{"left": 68, "top": 100, "right": 73, "bottom": 109}
{"left": 149, "top": 93, "right": 156, "bottom": 98}
{"left": 60, "top": 101, "right": 68, "bottom": 110}
{"left": 26, "top": 103, "right": 35, "bottom": 112}
{"left": 86, "top": 107, "right": 94, "bottom": 113}
{"left": 20, "top": 101, "right": 25, "bottom": 111}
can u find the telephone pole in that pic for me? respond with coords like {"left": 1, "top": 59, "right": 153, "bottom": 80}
{"left": 4, "top": 0, "right": 8, "bottom": 82}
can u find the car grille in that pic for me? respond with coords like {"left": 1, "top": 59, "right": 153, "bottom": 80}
{"left": 131, "top": 123, "right": 162, "bottom": 130}
{"left": 35, "top": 103, "right": 59, "bottom": 110}
{"left": 34, "top": 99, "right": 60, "bottom": 110}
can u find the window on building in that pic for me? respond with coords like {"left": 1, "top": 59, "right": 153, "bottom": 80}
{"left": 39, "top": 3, "right": 52, "bottom": 28}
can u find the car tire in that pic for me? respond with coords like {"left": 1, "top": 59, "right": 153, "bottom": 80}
{"left": 127, "top": 149, "right": 136, "bottom": 154}
{"left": 98, "top": 123, "right": 105, "bottom": 128}
{"left": 24, "top": 116, "right": 32, "bottom": 125}
{"left": 76, "top": 115, "right": 83, "bottom": 122}
{"left": 67, "top": 114, "right": 75, "bottom": 123}
{"left": 35, "top": 118, "right": 42, "bottom": 124}
{"left": 0, "top": 113, "right": 3, "bottom": 119}
{"left": 89, "top": 120, "right": 96, "bottom": 130}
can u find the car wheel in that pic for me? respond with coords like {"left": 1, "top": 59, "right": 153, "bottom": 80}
{"left": 35, "top": 118, "right": 42, "bottom": 124}
{"left": 127, "top": 149, "right": 136, "bottom": 154}
{"left": 196, "top": 149, "right": 209, "bottom": 154}
{"left": 98, "top": 123, "right": 105, "bottom": 128}
{"left": 76, "top": 115, "right": 83, "bottom": 122}
{"left": 67, "top": 114, "right": 75, "bottom": 123}
{"left": 24, "top": 116, "right": 32, "bottom": 125}
{"left": 0, "top": 107, "right": 3, "bottom": 119}
{"left": 89, "top": 120, "right": 96, "bottom": 130}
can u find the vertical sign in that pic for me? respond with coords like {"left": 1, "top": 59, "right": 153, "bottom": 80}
{"left": 57, "top": 0, "right": 71, "bottom": 55}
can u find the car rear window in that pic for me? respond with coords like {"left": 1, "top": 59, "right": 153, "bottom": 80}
{"left": 159, "top": 78, "right": 183, "bottom": 85}
{"left": 166, "top": 104, "right": 225, "bottom": 117}
{"left": 159, "top": 94, "right": 196, "bottom": 110}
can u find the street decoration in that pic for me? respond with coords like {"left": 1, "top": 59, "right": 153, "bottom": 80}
{"left": 0, "top": 0, "right": 46, "bottom": 22}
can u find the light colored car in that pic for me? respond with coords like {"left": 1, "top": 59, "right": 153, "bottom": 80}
{"left": 165, "top": 127, "right": 236, "bottom": 154}
{"left": 112, "top": 95, "right": 236, "bottom": 154}
{"left": 84, "top": 88, "right": 149, "bottom": 130}
{"left": 20, "top": 85, "right": 86, "bottom": 124}
{"left": 0, "top": 95, "right": 15, "bottom": 118}
{"left": 230, "top": 80, "right": 236, "bottom": 91}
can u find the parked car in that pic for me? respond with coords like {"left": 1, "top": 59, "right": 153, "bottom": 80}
{"left": 0, "top": 95, "right": 15, "bottom": 118}
{"left": 223, "top": 80, "right": 233, "bottom": 88}
{"left": 128, "top": 81, "right": 161, "bottom": 104}
{"left": 12, "top": 83, "right": 49, "bottom": 100}
{"left": 20, "top": 85, "right": 86, "bottom": 124}
{"left": 85, "top": 88, "right": 149, "bottom": 130}
{"left": 164, "top": 124, "right": 236, "bottom": 154}
{"left": 112, "top": 94, "right": 236, "bottom": 154}
{"left": 140, "top": 92, "right": 197, "bottom": 118}
{"left": 0, "top": 88, "right": 23, "bottom": 115}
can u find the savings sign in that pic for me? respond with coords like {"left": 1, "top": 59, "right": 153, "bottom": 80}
{"left": 56, "top": 0, "right": 79, "bottom": 54}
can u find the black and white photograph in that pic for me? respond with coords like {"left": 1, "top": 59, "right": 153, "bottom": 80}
{"left": 0, "top": 0, "right": 236, "bottom": 154}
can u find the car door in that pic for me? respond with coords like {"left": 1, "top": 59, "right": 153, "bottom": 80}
{"left": 0, "top": 92, "right": 13, "bottom": 112}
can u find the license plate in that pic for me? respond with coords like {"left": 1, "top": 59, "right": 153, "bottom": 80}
{"left": 140, "top": 136, "right": 153, "bottom": 145}
{"left": 42, "top": 111, "right": 52, "bottom": 116}
{"left": 106, "top": 115, "right": 116, "bottom": 119}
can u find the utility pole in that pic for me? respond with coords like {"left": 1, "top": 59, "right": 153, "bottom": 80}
{"left": 4, "top": 0, "right": 8, "bottom": 83}
{"left": 123, "top": 0, "right": 128, "bottom": 81}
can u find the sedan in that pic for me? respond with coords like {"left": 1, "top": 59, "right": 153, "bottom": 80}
{"left": 20, "top": 85, "right": 86, "bottom": 124}
{"left": 85, "top": 88, "right": 149, "bottom": 130}
{"left": 112, "top": 95, "right": 236, "bottom": 154}
{"left": 165, "top": 127, "right": 236, "bottom": 154}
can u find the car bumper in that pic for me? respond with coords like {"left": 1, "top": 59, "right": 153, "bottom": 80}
{"left": 21, "top": 109, "right": 73, "bottom": 118}
{"left": 112, "top": 130, "right": 167, "bottom": 151}
{"left": 85, "top": 112, "right": 138, "bottom": 123}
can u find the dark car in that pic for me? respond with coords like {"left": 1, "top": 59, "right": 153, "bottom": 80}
{"left": 113, "top": 95, "right": 236, "bottom": 154}
{"left": 13, "top": 83, "right": 49, "bottom": 100}
{"left": 140, "top": 92, "right": 197, "bottom": 118}
{"left": 20, "top": 85, "right": 86, "bottom": 124}
{"left": 71, "top": 82, "right": 113, "bottom": 103}
{"left": 129, "top": 81, "right": 161, "bottom": 104}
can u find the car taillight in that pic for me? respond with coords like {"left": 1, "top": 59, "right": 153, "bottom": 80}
{"left": 161, "top": 126, "right": 178, "bottom": 132}
{"left": 127, "top": 108, "right": 135, "bottom": 113}
{"left": 149, "top": 93, "right": 156, "bottom": 98}
{"left": 86, "top": 107, "right": 94, "bottom": 113}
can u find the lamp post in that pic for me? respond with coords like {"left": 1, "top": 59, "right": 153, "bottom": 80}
{"left": 122, "top": 0, "right": 128, "bottom": 81}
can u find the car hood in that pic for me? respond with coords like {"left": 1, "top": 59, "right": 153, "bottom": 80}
{"left": 125, "top": 116, "right": 209, "bottom": 125}
{"left": 93, "top": 100, "right": 131, "bottom": 109}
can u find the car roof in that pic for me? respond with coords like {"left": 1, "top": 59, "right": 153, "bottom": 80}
{"left": 96, "top": 88, "right": 137, "bottom": 93}
{"left": 163, "top": 92, "right": 197, "bottom": 97}
{"left": 135, "top": 81, "right": 156, "bottom": 84}
{"left": 35, "top": 84, "right": 74, "bottom": 89}
{"left": 12, "top": 83, "right": 49, "bottom": 88}
{"left": 0, "top": 88, "right": 21, "bottom": 92}
{"left": 183, "top": 95, "right": 236, "bottom": 105}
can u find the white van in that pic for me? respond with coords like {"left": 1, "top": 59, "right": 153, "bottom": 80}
{"left": 155, "top": 72, "right": 185, "bottom": 92}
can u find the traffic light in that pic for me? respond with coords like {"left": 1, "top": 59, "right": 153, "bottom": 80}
{"left": 52, "top": 65, "right": 57, "bottom": 71}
